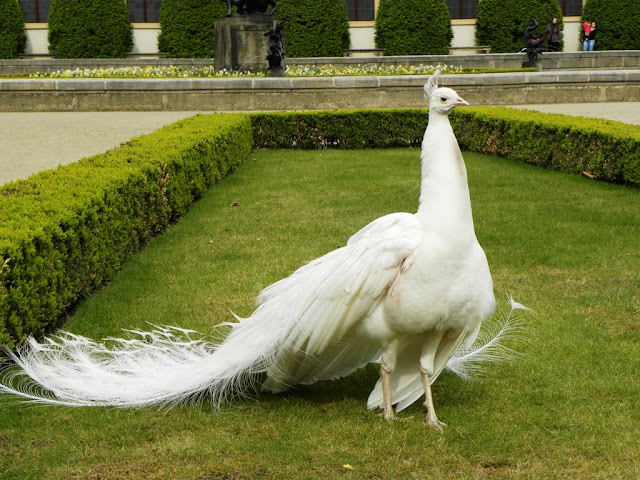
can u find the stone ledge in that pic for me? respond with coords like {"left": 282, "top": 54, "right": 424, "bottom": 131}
{"left": 1, "top": 70, "right": 638, "bottom": 111}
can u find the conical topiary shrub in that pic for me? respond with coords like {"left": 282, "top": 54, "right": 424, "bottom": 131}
{"left": 48, "top": 0, "right": 133, "bottom": 58}
{"left": 0, "top": 0, "right": 27, "bottom": 59}
{"left": 475, "top": 0, "right": 563, "bottom": 53}
{"left": 581, "top": 0, "right": 640, "bottom": 50}
{"left": 375, "top": 0, "right": 453, "bottom": 56}
{"left": 158, "top": 0, "right": 227, "bottom": 58}
{"left": 274, "top": 0, "right": 350, "bottom": 57}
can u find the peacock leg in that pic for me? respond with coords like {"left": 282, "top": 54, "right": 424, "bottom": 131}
{"left": 421, "top": 368, "right": 445, "bottom": 431}
{"left": 380, "top": 359, "right": 394, "bottom": 421}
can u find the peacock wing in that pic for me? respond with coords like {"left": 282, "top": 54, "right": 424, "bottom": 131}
{"left": 258, "top": 212, "right": 423, "bottom": 392}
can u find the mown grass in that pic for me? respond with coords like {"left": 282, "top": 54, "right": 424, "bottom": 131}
{"left": 1, "top": 148, "right": 639, "bottom": 479}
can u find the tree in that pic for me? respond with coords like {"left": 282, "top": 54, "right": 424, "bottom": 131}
{"left": 0, "top": 0, "right": 27, "bottom": 59}
{"left": 582, "top": 0, "right": 640, "bottom": 50}
{"left": 274, "top": 0, "right": 350, "bottom": 57}
{"left": 375, "top": 0, "right": 453, "bottom": 56}
{"left": 48, "top": 0, "right": 133, "bottom": 58}
{"left": 475, "top": 0, "right": 563, "bottom": 53}
{"left": 158, "top": 0, "right": 227, "bottom": 58}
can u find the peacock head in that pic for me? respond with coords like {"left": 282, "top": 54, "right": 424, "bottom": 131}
{"left": 424, "top": 69, "right": 469, "bottom": 115}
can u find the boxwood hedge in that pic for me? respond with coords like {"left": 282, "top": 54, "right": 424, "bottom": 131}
{"left": 451, "top": 107, "right": 640, "bottom": 186}
{"left": 1, "top": 108, "right": 638, "bottom": 346}
{"left": 0, "top": 114, "right": 252, "bottom": 346}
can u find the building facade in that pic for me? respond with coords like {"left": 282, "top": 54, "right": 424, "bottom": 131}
{"left": 17, "top": 0, "right": 585, "bottom": 57}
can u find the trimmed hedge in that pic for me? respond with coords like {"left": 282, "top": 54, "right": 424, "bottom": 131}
{"left": 0, "top": 114, "right": 253, "bottom": 347}
{"left": 158, "top": 0, "right": 227, "bottom": 58}
{"left": 375, "top": 0, "right": 453, "bottom": 56}
{"left": 0, "top": 0, "right": 27, "bottom": 59}
{"left": 274, "top": 0, "right": 350, "bottom": 57}
{"left": 251, "top": 110, "right": 428, "bottom": 149}
{"left": 581, "top": 0, "right": 640, "bottom": 51}
{"left": 451, "top": 107, "right": 640, "bottom": 186}
{"left": 48, "top": 0, "right": 133, "bottom": 58}
{"left": 475, "top": 0, "right": 563, "bottom": 54}
{"left": 253, "top": 108, "right": 640, "bottom": 187}
{"left": 2, "top": 108, "right": 639, "bottom": 346}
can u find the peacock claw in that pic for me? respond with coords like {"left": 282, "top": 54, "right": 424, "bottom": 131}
{"left": 378, "top": 412, "right": 415, "bottom": 422}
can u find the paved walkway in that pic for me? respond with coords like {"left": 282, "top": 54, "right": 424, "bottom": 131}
{"left": 511, "top": 102, "right": 640, "bottom": 125}
{"left": 1, "top": 104, "right": 639, "bottom": 186}
{"left": 0, "top": 112, "right": 198, "bottom": 186}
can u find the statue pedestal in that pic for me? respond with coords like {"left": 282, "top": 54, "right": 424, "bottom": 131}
{"left": 266, "top": 67, "right": 285, "bottom": 77}
{"left": 521, "top": 59, "right": 543, "bottom": 70}
{"left": 214, "top": 16, "right": 276, "bottom": 72}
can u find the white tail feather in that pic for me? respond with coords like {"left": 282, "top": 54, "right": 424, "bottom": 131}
{"left": 445, "top": 297, "right": 532, "bottom": 380}
{"left": 0, "top": 318, "right": 281, "bottom": 408}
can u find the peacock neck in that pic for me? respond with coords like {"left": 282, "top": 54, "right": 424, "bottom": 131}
{"left": 416, "top": 111, "right": 475, "bottom": 235}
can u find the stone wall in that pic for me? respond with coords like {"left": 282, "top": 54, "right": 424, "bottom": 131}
{"left": 1, "top": 70, "right": 638, "bottom": 112}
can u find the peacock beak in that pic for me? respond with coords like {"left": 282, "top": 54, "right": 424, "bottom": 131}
{"left": 457, "top": 97, "right": 470, "bottom": 106}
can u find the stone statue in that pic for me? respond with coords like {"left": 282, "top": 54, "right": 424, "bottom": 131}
{"left": 265, "top": 21, "right": 285, "bottom": 72}
{"left": 522, "top": 17, "right": 545, "bottom": 66}
{"left": 221, "top": 0, "right": 277, "bottom": 17}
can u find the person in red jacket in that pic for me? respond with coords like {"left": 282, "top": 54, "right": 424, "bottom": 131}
{"left": 582, "top": 21, "right": 591, "bottom": 51}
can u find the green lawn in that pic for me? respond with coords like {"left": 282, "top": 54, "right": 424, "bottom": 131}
{"left": 1, "top": 148, "right": 639, "bottom": 479}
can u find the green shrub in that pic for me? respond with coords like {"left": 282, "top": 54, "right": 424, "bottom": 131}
{"left": 451, "top": 107, "right": 640, "bottom": 186}
{"left": 475, "top": 0, "right": 563, "bottom": 53}
{"left": 252, "top": 108, "right": 640, "bottom": 187}
{"left": 0, "top": 0, "right": 27, "bottom": 59}
{"left": 374, "top": 0, "right": 452, "bottom": 55}
{"left": 47, "top": 0, "right": 133, "bottom": 58}
{"left": 158, "top": 0, "right": 227, "bottom": 58}
{"left": 581, "top": 0, "right": 640, "bottom": 50}
{"left": 251, "top": 110, "right": 428, "bottom": 149}
{"left": 0, "top": 114, "right": 253, "bottom": 347}
{"left": 274, "top": 0, "right": 350, "bottom": 57}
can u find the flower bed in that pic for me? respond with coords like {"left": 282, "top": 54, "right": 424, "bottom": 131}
{"left": 28, "top": 63, "right": 465, "bottom": 79}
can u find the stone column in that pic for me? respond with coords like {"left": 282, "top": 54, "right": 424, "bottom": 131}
{"left": 214, "top": 15, "right": 276, "bottom": 72}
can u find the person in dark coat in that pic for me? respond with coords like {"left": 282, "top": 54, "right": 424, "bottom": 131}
{"left": 544, "top": 17, "right": 562, "bottom": 51}
{"left": 586, "top": 22, "right": 597, "bottom": 51}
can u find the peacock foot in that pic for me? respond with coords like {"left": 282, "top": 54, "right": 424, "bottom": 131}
{"left": 425, "top": 413, "right": 446, "bottom": 432}
{"left": 378, "top": 410, "right": 395, "bottom": 421}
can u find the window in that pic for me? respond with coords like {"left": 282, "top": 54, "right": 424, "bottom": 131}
{"left": 127, "top": 0, "right": 162, "bottom": 23}
{"left": 558, "top": 0, "right": 582, "bottom": 16}
{"left": 345, "top": 0, "right": 374, "bottom": 21}
{"left": 18, "top": 0, "right": 51, "bottom": 23}
{"left": 445, "top": 0, "right": 478, "bottom": 19}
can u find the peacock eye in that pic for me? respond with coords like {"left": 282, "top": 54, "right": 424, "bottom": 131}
{"left": 440, "top": 96, "right": 447, "bottom": 102}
